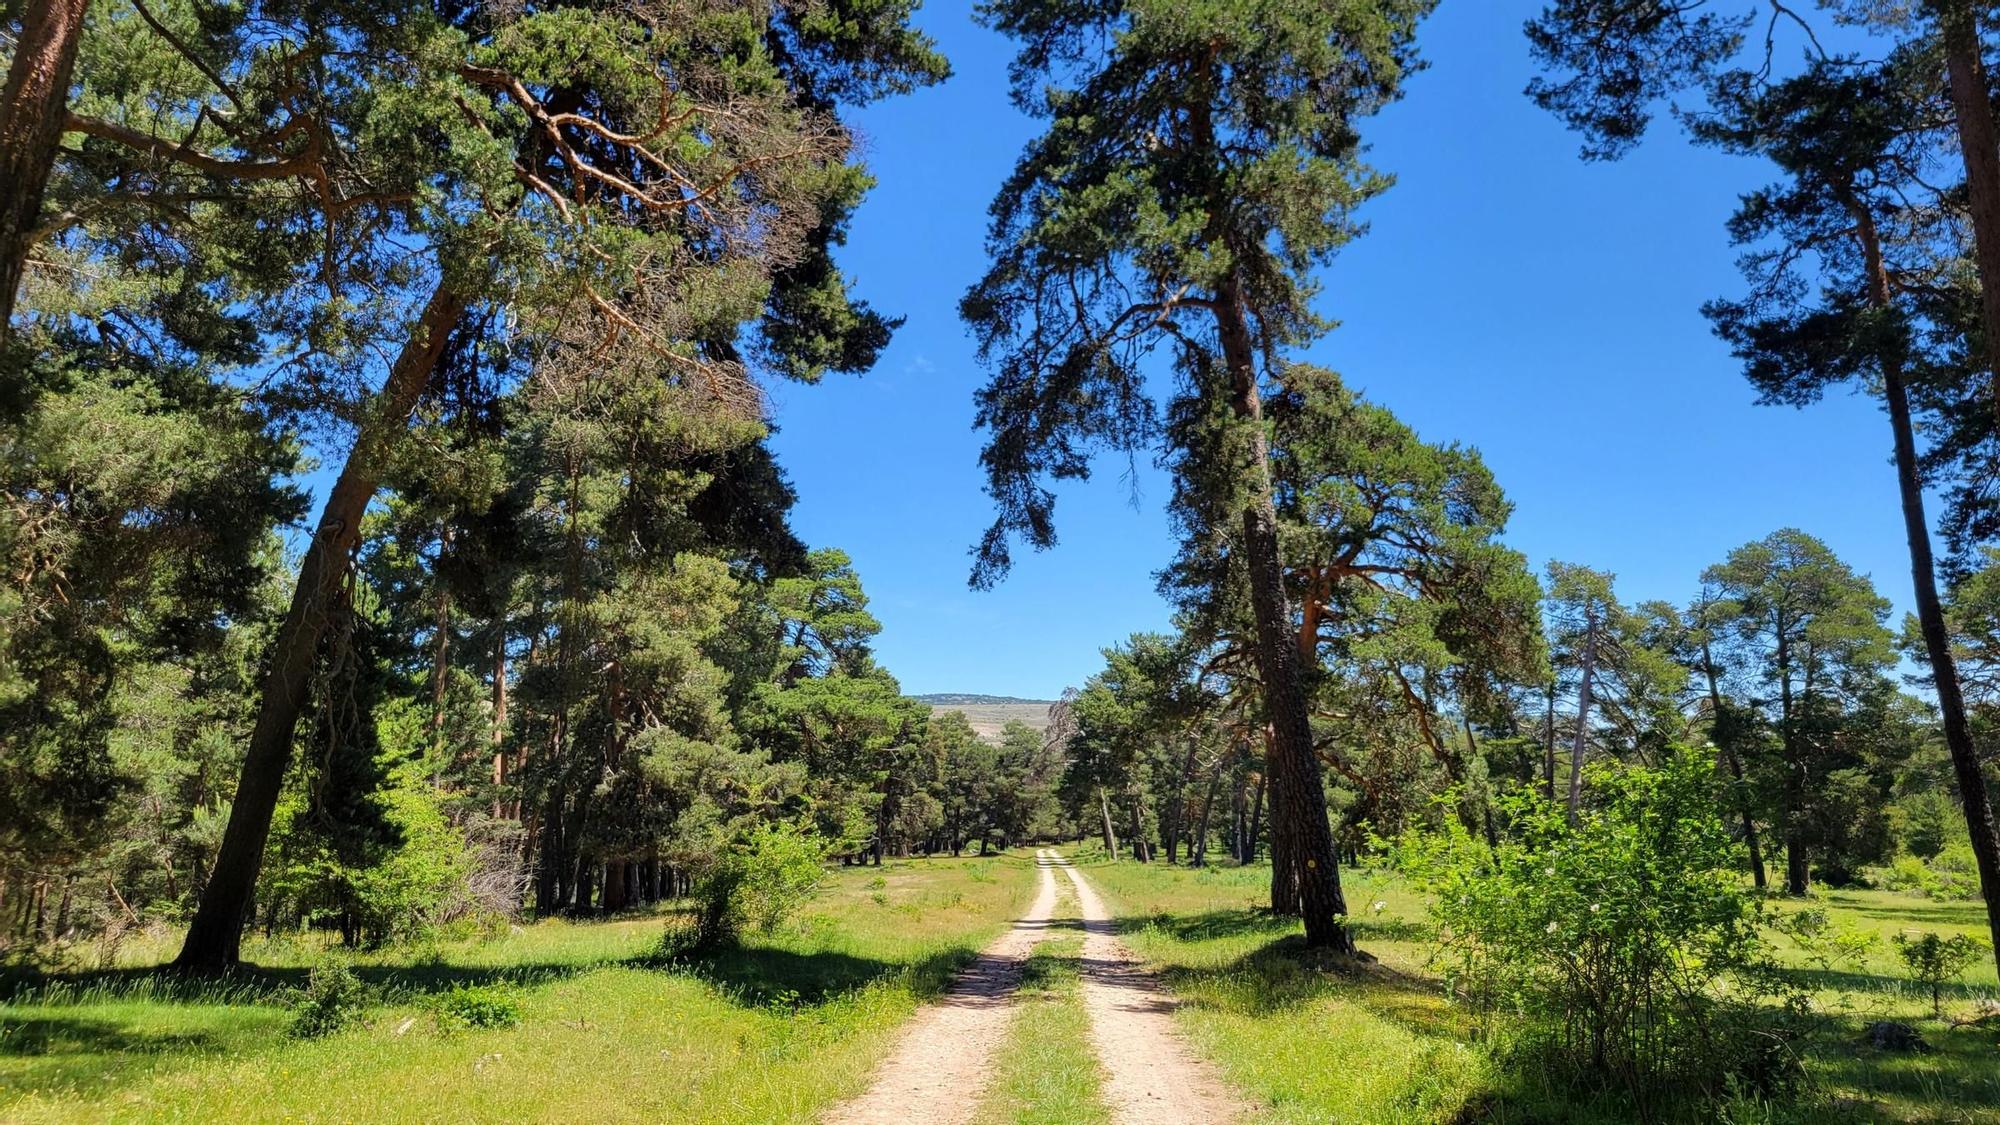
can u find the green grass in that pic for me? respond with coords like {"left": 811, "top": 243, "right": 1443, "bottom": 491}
{"left": 972, "top": 883, "right": 1108, "bottom": 1125}
{"left": 0, "top": 854, "right": 1038, "bottom": 1123}
{"left": 1063, "top": 844, "right": 2000, "bottom": 1124}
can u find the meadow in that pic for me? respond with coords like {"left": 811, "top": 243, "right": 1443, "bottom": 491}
{"left": 0, "top": 856, "right": 1036, "bottom": 1123}
{"left": 1075, "top": 846, "right": 2000, "bottom": 1124}
{"left": 5, "top": 848, "right": 1998, "bottom": 1123}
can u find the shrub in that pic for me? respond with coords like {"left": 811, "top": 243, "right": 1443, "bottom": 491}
{"left": 663, "top": 821, "right": 831, "bottom": 954}
{"left": 1401, "top": 748, "right": 1799, "bottom": 1107}
{"left": 1877, "top": 845, "right": 1981, "bottom": 901}
{"left": 433, "top": 983, "right": 524, "bottom": 1030}
{"left": 289, "top": 963, "right": 370, "bottom": 1039}
{"left": 1892, "top": 930, "right": 1986, "bottom": 1017}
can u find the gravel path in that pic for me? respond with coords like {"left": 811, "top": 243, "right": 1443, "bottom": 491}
{"left": 1056, "top": 855, "right": 1247, "bottom": 1125}
{"left": 823, "top": 849, "right": 1244, "bottom": 1125}
{"left": 822, "top": 852, "right": 1062, "bottom": 1125}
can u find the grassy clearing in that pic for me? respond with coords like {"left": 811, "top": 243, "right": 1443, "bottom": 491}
{"left": 971, "top": 882, "right": 1108, "bottom": 1125}
{"left": 1065, "top": 845, "right": 2000, "bottom": 1124}
{"left": 0, "top": 854, "right": 1036, "bottom": 1123}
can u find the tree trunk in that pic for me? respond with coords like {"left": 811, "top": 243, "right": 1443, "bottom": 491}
{"left": 1933, "top": 0, "right": 2000, "bottom": 432}
{"left": 1192, "top": 760, "right": 1222, "bottom": 867}
{"left": 1853, "top": 207, "right": 2000, "bottom": 969}
{"left": 0, "top": 0, "right": 90, "bottom": 338}
{"left": 1244, "top": 770, "right": 1266, "bottom": 865}
{"left": 1568, "top": 617, "right": 1597, "bottom": 826}
{"left": 490, "top": 629, "right": 508, "bottom": 819}
{"left": 1215, "top": 275, "right": 1351, "bottom": 952}
{"left": 1541, "top": 680, "right": 1557, "bottom": 801}
{"left": 1097, "top": 785, "right": 1119, "bottom": 856}
{"left": 175, "top": 284, "right": 468, "bottom": 971}
{"left": 1702, "top": 653, "right": 1766, "bottom": 890}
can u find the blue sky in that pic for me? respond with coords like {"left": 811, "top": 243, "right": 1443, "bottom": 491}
{"left": 762, "top": 0, "right": 1905, "bottom": 700}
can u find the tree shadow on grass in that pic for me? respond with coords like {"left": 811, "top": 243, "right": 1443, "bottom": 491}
{"left": 1145, "top": 925, "right": 1462, "bottom": 1034}
{"left": 0, "top": 956, "right": 626, "bottom": 1009}
{"left": 643, "top": 943, "right": 976, "bottom": 1009}
{"left": 1120, "top": 907, "right": 1430, "bottom": 948}
{"left": 1785, "top": 966, "right": 1991, "bottom": 1004}
{"left": 1813, "top": 898, "right": 1989, "bottom": 927}
{"left": 0, "top": 1014, "right": 223, "bottom": 1059}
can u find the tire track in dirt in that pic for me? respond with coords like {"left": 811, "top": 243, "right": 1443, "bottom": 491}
{"left": 1055, "top": 855, "right": 1247, "bottom": 1125}
{"left": 822, "top": 851, "right": 1064, "bottom": 1125}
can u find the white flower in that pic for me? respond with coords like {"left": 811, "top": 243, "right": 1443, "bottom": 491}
{"left": 1589, "top": 903, "right": 1601, "bottom": 913}
{"left": 1546, "top": 921, "right": 1559, "bottom": 934}
{"left": 1544, "top": 867, "right": 1556, "bottom": 877}
{"left": 1372, "top": 900, "right": 1387, "bottom": 913}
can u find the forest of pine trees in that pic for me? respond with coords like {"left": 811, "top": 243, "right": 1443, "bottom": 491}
{"left": 7, "top": 1, "right": 2000, "bottom": 1117}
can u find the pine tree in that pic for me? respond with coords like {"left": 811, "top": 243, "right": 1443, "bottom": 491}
{"left": 964, "top": 0, "right": 1433, "bottom": 952}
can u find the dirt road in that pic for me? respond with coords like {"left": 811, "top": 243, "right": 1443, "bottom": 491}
{"left": 824, "top": 849, "right": 1243, "bottom": 1125}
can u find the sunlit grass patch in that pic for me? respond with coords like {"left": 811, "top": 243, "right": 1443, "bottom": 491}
{"left": 0, "top": 854, "right": 1038, "bottom": 1122}
{"left": 1064, "top": 849, "right": 2000, "bottom": 1124}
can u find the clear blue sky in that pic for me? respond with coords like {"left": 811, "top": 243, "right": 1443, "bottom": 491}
{"left": 763, "top": 0, "right": 1905, "bottom": 700}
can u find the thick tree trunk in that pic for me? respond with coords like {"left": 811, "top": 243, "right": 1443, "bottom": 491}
{"left": 0, "top": 0, "right": 89, "bottom": 338}
{"left": 1097, "top": 785, "right": 1119, "bottom": 856}
{"left": 1215, "top": 278, "right": 1351, "bottom": 952}
{"left": 1567, "top": 619, "right": 1597, "bottom": 825}
{"left": 175, "top": 284, "right": 467, "bottom": 971}
{"left": 1785, "top": 837, "right": 1809, "bottom": 898}
{"left": 1934, "top": 0, "right": 2000, "bottom": 432}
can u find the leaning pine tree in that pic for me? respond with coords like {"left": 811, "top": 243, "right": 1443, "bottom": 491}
{"left": 962, "top": 0, "right": 1434, "bottom": 952}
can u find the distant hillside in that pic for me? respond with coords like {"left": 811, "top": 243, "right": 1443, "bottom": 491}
{"left": 913, "top": 693, "right": 1057, "bottom": 743}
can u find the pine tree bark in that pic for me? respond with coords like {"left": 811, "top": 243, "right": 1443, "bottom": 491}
{"left": 0, "top": 0, "right": 89, "bottom": 339}
{"left": 1097, "top": 785, "right": 1119, "bottom": 856}
{"left": 1847, "top": 195, "right": 2000, "bottom": 971}
{"left": 1214, "top": 275, "right": 1351, "bottom": 952}
{"left": 175, "top": 283, "right": 467, "bottom": 971}
{"left": 1933, "top": 0, "right": 2000, "bottom": 432}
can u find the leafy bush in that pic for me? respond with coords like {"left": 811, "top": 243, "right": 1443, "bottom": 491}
{"left": 289, "top": 963, "right": 371, "bottom": 1039}
{"left": 1892, "top": 930, "right": 1986, "bottom": 1017}
{"left": 1877, "top": 844, "right": 1982, "bottom": 901}
{"left": 1401, "top": 748, "right": 1799, "bottom": 1106}
{"left": 432, "top": 983, "right": 524, "bottom": 1030}
{"left": 664, "top": 821, "right": 831, "bottom": 954}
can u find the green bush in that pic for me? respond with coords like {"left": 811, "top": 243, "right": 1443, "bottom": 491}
{"left": 1892, "top": 930, "right": 1986, "bottom": 1017}
{"left": 665, "top": 821, "right": 831, "bottom": 954}
{"left": 432, "top": 983, "right": 524, "bottom": 1030}
{"left": 1401, "top": 748, "right": 1799, "bottom": 1106}
{"left": 289, "top": 963, "right": 371, "bottom": 1039}
{"left": 1877, "top": 844, "right": 1981, "bottom": 901}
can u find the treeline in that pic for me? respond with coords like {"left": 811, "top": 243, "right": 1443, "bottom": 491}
{"left": 957, "top": 0, "right": 2000, "bottom": 975}
{"left": 0, "top": 0, "right": 1001, "bottom": 968}
{"left": 1059, "top": 498, "right": 1995, "bottom": 906}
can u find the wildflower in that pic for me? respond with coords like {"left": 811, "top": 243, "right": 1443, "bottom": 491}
{"left": 1546, "top": 920, "right": 1559, "bottom": 934}
{"left": 1589, "top": 903, "right": 1600, "bottom": 913}
{"left": 1371, "top": 900, "right": 1386, "bottom": 914}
